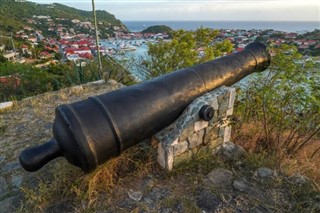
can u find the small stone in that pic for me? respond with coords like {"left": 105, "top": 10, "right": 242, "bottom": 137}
{"left": 194, "top": 121, "right": 209, "bottom": 132}
{"left": 196, "top": 188, "right": 221, "bottom": 212}
{"left": 0, "top": 177, "right": 8, "bottom": 198}
{"left": 69, "top": 85, "right": 83, "bottom": 94}
{"left": 207, "top": 168, "right": 233, "bottom": 188}
{"left": 128, "top": 189, "right": 143, "bottom": 202}
{"left": 146, "top": 188, "right": 170, "bottom": 202}
{"left": 233, "top": 179, "right": 249, "bottom": 192}
{"left": 256, "top": 167, "right": 274, "bottom": 178}
{"left": 220, "top": 141, "right": 246, "bottom": 160}
{"left": 0, "top": 101, "right": 13, "bottom": 111}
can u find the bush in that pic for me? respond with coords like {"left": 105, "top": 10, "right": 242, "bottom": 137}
{"left": 234, "top": 44, "right": 320, "bottom": 157}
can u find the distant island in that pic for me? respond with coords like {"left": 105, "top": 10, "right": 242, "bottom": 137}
{"left": 142, "top": 25, "right": 173, "bottom": 34}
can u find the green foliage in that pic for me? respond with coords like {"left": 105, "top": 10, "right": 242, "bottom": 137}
{"left": 0, "top": 62, "right": 68, "bottom": 101}
{"left": 142, "top": 25, "right": 173, "bottom": 34}
{"left": 0, "top": 0, "right": 127, "bottom": 36}
{"left": 139, "top": 27, "right": 233, "bottom": 78}
{"left": 0, "top": 54, "right": 7, "bottom": 63}
{"left": 235, "top": 44, "right": 320, "bottom": 156}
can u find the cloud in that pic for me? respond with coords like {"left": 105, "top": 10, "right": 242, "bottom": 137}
{"left": 31, "top": 0, "right": 320, "bottom": 21}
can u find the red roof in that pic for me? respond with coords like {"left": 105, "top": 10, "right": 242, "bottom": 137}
{"left": 40, "top": 51, "right": 50, "bottom": 56}
{"left": 65, "top": 50, "right": 75, "bottom": 55}
{"left": 78, "top": 53, "right": 93, "bottom": 59}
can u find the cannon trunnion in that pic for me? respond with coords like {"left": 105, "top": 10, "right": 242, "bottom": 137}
{"left": 19, "top": 42, "right": 270, "bottom": 173}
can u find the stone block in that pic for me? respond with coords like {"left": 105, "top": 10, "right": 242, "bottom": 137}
{"left": 155, "top": 86, "right": 236, "bottom": 171}
{"left": 157, "top": 143, "right": 166, "bottom": 169}
{"left": 179, "top": 124, "right": 194, "bottom": 142}
{"left": 172, "top": 140, "right": 188, "bottom": 156}
{"left": 203, "top": 127, "right": 219, "bottom": 145}
{"left": 226, "top": 107, "right": 234, "bottom": 116}
{"left": 194, "top": 120, "right": 209, "bottom": 132}
{"left": 208, "top": 137, "right": 223, "bottom": 150}
{"left": 218, "top": 97, "right": 229, "bottom": 115}
{"left": 167, "top": 146, "right": 174, "bottom": 171}
{"left": 211, "top": 96, "right": 219, "bottom": 110}
{"left": 219, "top": 126, "right": 225, "bottom": 137}
{"left": 228, "top": 87, "right": 236, "bottom": 109}
{"left": 173, "top": 150, "right": 193, "bottom": 167}
{"left": 188, "top": 129, "right": 205, "bottom": 149}
{"left": 223, "top": 126, "right": 232, "bottom": 142}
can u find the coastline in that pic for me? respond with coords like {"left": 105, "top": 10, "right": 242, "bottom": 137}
{"left": 123, "top": 20, "right": 320, "bottom": 33}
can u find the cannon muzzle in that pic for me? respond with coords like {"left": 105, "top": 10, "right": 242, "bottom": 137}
{"left": 19, "top": 42, "right": 270, "bottom": 173}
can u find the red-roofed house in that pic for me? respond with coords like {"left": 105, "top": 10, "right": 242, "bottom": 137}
{"left": 40, "top": 51, "right": 53, "bottom": 59}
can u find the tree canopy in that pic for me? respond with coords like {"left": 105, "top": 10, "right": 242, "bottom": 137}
{"left": 139, "top": 27, "right": 233, "bottom": 78}
{"left": 142, "top": 25, "right": 173, "bottom": 34}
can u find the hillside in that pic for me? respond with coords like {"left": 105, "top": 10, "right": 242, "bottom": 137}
{"left": 142, "top": 25, "right": 173, "bottom": 34}
{"left": 0, "top": 0, "right": 128, "bottom": 37}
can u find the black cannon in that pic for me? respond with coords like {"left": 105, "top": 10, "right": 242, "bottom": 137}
{"left": 19, "top": 42, "right": 270, "bottom": 173}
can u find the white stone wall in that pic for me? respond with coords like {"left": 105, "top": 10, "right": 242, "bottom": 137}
{"left": 153, "top": 86, "right": 236, "bottom": 171}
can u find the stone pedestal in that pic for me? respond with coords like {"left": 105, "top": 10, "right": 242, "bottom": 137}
{"left": 153, "top": 86, "right": 236, "bottom": 170}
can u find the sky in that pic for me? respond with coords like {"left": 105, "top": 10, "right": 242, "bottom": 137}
{"left": 30, "top": 0, "right": 320, "bottom": 22}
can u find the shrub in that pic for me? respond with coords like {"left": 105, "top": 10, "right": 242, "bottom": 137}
{"left": 234, "top": 44, "right": 320, "bottom": 157}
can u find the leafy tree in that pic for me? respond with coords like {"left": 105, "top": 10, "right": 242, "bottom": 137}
{"left": 138, "top": 27, "right": 233, "bottom": 78}
{"left": 0, "top": 62, "right": 65, "bottom": 101}
{"left": 234, "top": 44, "right": 320, "bottom": 157}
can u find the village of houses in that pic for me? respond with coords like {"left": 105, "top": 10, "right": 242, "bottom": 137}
{"left": 1, "top": 14, "right": 319, "bottom": 69}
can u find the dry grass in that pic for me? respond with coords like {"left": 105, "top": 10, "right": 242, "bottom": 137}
{"left": 233, "top": 121, "right": 320, "bottom": 187}
{"left": 1, "top": 81, "right": 318, "bottom": 212}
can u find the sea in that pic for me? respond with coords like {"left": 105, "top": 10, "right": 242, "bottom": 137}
{"left": 123, "top": 20, "right": 320, "bottom": 33}
{"left": 118, "top": 20, "right": 319, "bottom": 80}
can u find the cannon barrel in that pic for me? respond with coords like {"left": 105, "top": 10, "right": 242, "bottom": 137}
{"left": 19, "top": 42, "right": 270, "bottom": 173}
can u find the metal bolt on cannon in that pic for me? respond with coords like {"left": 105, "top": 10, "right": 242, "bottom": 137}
{"left": 19, "top": 42, "right": 271, "bottom": 173}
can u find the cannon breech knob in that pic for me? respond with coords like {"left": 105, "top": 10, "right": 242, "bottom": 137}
{"left": 199, "top": 105, "right": 214, "bottom": 121}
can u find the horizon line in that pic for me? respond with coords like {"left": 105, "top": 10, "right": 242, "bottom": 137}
{"left": 122, "top": 20, "right": 320, "bottom": 22}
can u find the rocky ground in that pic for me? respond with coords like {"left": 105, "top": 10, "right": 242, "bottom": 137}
{"left": 0, "top": 80, "right": 319, "bottom": 213}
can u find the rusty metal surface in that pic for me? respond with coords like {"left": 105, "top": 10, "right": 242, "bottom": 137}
{"left": 19, "top": 42, "right": 270, "bottom": 173}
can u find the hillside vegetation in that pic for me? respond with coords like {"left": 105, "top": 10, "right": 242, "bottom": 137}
{"left": 0, "top": 0, "right": 127, "bottom": 36}
{"left": 142, "top": 25, "right": 173, "bottom": 34}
